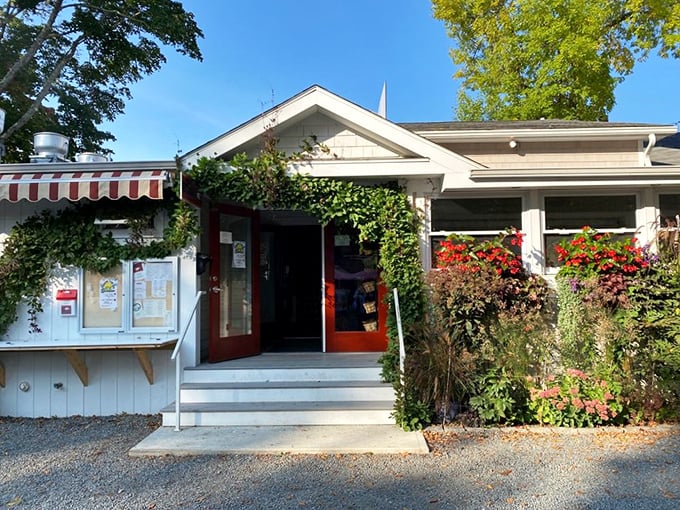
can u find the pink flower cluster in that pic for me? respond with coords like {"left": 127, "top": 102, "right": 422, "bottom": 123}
{"left": 530, "top": 369, "right": 624, "bottom": 426}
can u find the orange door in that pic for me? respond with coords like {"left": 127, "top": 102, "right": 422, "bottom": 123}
{"left": 208, "top": 205, "right": 261, "bottom": 362}
{"left": 324, "top": 225, "right": 388, "bottom": 352}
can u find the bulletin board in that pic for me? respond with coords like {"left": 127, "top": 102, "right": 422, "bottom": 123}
{"left": 131, "top": 260, "right": 176, "bottom": 330}
{"left": 82, "top": 265, "right": 124, "bottom": 329}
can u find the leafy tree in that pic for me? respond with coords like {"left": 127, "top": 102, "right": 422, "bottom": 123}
{"left": 432, "top": 0, "right": 680, "bottom": 121}
{"left": 0, "top": 0, "right": 203, "bottom": 162}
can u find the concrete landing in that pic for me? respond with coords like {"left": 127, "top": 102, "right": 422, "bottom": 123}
{"left": 129, "top": 425, "right": 430, "bottom": 456}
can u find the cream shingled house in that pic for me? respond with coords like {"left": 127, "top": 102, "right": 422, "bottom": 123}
{"left": 0, "top": 85, "right": 678, "bottom": 424}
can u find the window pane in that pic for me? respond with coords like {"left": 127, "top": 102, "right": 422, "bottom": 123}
{"left": 431, "top": 197, "right": 521, "bottom": 231}
{"left": 545, "top": 196, "right": 636, "bottom": 230}
{"left": 334, "top": 230, "right": 379, "bottom": 332}
{"left": 131, "top": 260, "right": 176, "bottom": 330}
{"left": 219, "top": 214, "right": 252, "bottom": 337}
{"left": 659, "top": 195, "right": 680, "bottom": 227}
{"left": 83, "top": 265, "right": 123, "bottom": 329}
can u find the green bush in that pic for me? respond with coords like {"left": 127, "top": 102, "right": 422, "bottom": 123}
{"left": 470, "top": 367, "right": 532, "bottom": 425}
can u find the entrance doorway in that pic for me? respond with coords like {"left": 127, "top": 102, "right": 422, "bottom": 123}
{"left": 260, "top": 212, "right": 322, "bottom": 352}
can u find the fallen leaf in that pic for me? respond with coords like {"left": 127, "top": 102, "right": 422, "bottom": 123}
{"left": 6, "top": 496, "right": 22, "bottom": 507}
{"left": 500, "top": 469, "right": 512, "bottom": 476}
{"left": 506, "top": 498, "right": 514, "bottom": 504}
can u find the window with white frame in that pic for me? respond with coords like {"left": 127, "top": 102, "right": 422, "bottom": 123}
{"left": 543, "top": 195, "right": 637, "bottom": 268}
{"left": 659, "top": 194, "right": 680, "bottom": 228}
{"left": 656, "top": 194, "right": 680, "bottom": 256}
{"left": 80, "top": 257, "right": 178, "bottom": 333}
{"left": 430, "top": 197, "right": 523, "bottom": 265}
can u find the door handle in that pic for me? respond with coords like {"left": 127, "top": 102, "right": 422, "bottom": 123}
{"left": 210, "top": 286, "right": 221, "bottom": 294}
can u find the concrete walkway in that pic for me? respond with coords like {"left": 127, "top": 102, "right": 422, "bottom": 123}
{"left": 129, "top": 424, "right": 429, "bottom": 456}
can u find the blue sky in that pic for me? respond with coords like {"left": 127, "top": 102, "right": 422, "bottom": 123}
{"left": 102, "top": 0, "right": 680, "bottom": 161}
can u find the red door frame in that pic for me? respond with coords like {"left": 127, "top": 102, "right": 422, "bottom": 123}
{"left": 323, "top": 226, "right": 388, "bottom": 352}
{"left": 208, "top": 204, "right": 261, "bottom": 362}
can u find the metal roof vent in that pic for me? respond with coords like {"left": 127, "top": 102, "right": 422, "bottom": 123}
{"left": 75, "top": 152, "right": 109, "bottom": 163}
{"left": 30, "top": 132, "right": 70, "bottom": 163}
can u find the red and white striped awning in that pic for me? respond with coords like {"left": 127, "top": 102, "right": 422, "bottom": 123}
{"left": 0, "top": 169, "right": 170, "bottom": 202}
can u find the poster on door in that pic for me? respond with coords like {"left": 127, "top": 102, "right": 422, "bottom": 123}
{"left": 232, "top": 240, "right": 247, "bottom": 268}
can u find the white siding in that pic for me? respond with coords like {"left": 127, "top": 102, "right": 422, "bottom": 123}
{"left": 0, "top": 350, "right": 174, "bottom": 417}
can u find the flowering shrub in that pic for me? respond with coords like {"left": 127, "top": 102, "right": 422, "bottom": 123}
{"left": 436, "top": 229, "right": 524, "bottom": 276}
{"left": 529, "top": 369, "right": 627, "bottom": 427}
{"left": 555, "top": 227, "right": 649, "bottom": 278}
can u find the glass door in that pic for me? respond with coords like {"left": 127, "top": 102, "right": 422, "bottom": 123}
{"left": 324, "top": 224, "right": 387, "bottom": 352}
{"left": 208, "top": 205, "right": 260, "bottom": 362}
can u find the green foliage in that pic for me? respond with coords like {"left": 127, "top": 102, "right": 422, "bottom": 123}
{"left": 0, "top": 195, "right": 198, "bottom": 335}
{"left": 432, "top": 0, "right": 680, "bottom": 121}
{"left": 0, "top": 0, "right": 203, "bottom": 160}
{"left": 529, "top": 369, "right": 627, "bottom": 427}
{"left": 555, "top": 276, "right": 601, "bottom": 370}
{"left": 391, "top": 381, "right": 433, "bottom": 431}
{"left": 469, "top": 367, "right": 532, "bottom": 426}
{"left": 619, "top": 259, "right": 680, "bottom": 419}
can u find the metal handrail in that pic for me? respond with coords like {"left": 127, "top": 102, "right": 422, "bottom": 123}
{"left": 392, "top": 288, "right": 405, "bottom": 388}
{"left": 172, "top": 290, "right": 206, "bottom": 431}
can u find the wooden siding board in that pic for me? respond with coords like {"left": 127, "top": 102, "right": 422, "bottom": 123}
{"left": 15, "top": 353, "right": 35, "bottom": 417}
{"left": 115, "top": 351, "right": 135, "bottom": 415}
{"left": 49, "top": 352, "right": 68, "bottom": 417}
{"left": 83, "top": 351, "right": 102, "bottom": 415}
{"left": 98, "top": 351, "right": 118, "bottom": 416}
{"left": 444, "top": 140, "right": 640, "bottom": 169}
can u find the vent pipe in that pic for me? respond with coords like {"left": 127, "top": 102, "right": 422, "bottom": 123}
{"left": 75, "top": 152, "right": 109, "bottom": 163}
{"left": 30, "top": 132, "right": 70, "bottom": 163}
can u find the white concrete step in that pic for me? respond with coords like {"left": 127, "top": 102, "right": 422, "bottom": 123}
{"left": 161, "top": 401, "right": 396, "bottom": 426}
{"left": 182, "top": 366, "right": 383, "bottom": 384}
{"left": 179, "top": 380, "right": 395, "bottom": 403}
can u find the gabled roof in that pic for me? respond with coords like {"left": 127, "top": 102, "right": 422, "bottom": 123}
{"left": 180, "top": 85, "right": 484, "bottom": 176}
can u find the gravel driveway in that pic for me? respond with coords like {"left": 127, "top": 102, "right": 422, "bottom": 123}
{"left": 1, "top": 414, "right": 679, "bottom": 509}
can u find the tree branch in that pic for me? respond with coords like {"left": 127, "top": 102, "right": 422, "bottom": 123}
{"left": 0, "top": 0, "right": 65, "bottom": 96}
{"left": 1, "top": 34, "right": 84, "bottom": 143}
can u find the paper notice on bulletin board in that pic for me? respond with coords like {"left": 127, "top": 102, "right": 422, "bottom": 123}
{"left": 233, "top": 241, "right": 247, "bottom": 268}
{"left": 133, "top": 299, "right": 166, "bottom": 318}
{"left": 134, "top": 280, "right": 146, "bottom": 299}
{"left": 99, "top": 278, "right": 118, "bottom": 309}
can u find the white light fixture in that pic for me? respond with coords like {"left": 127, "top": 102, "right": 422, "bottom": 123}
{"left": 509, "top": 139, "right": 519, "bottom": 150}
{"left": 0, "top": 107, "right": 5, "bottom": 133}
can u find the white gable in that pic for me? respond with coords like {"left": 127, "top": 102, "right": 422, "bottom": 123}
{"left": 181, "top": 85, "right": 482, "bottom": 181}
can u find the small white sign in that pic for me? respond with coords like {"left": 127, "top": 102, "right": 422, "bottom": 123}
{"left": 220, "top": 231, "right": 233, "bottom": 244}
{"left": 334, "top": 234, "right": 350, "bottom": 247}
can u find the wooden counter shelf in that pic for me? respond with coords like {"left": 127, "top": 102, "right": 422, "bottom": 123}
{"left": 0, "top": 340, "right": 177, "bottom": 388}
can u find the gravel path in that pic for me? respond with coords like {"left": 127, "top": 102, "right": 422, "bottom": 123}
{"left": 1, "top": 414, "right": 679, "bottom": 509}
